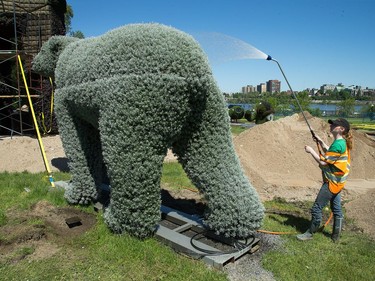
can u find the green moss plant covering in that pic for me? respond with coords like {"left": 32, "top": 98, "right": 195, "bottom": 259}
{"left": 33, "top": 23, "right": 264, "bottom": 239}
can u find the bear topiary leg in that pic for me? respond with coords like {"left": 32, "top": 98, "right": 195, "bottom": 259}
{"left": 172, "top": 81, "right": 264, "bottom": 238}
{"left": 98, "top": 74, "right": 192, "bottom": 238}
{"left": 99, "top": 115, "right": 168, "bottom": 239}
{"left": 54, "top": 99, "right": 102, "bottom": 204}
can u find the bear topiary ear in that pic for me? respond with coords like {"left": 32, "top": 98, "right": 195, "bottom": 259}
{"left": 33, "top": 36, "right": 79, "bottom": 77}
{"left": 48, "top": 36, "right": 78, "bottom": 59}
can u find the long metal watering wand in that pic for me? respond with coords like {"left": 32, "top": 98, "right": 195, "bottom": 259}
{"left": 265, "top": 55, "right": 336, "bottom": 229}
{"left": 266, "top": 55, "right": 316, "bottom": 139}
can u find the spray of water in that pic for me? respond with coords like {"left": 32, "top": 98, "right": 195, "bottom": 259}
{"left": 192, "top": 32, "right": 268, "bottom": 64}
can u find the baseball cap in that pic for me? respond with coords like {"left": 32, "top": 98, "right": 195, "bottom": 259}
{"left": 328, "top": 118, "right": 350, "bottom": 132}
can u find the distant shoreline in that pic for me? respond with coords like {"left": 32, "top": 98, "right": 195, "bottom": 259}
{"left": 310, "top": 100, "right": 371, "bottom": 105}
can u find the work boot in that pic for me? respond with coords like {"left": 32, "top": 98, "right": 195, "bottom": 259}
{"left": 296, "top": 230, "right": 313, "bottom": 241}
{"left": 331, "top": 217, "right": 343, "bottom": 242}
{"left": 297, "top": 221, "right": 320, "bottom": 241}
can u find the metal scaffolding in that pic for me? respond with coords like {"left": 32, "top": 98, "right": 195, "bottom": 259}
{"left": 0, "top": 0, "right": 66, "bottom": 136}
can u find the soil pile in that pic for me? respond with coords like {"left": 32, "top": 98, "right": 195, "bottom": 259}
{"left": 0, "top": 135, "right": 66, "bottom": 173}
{"left": 0, "top": 135, "right": 177, "bottom": 173}
{"left": 345, "top": 189, "right": 375, "bottom": 238}
{"left": 234, "top": 113, "right": 375, "bottom": 201}
{"left": 234, "top": 113, "right": 375, "bottom": 240}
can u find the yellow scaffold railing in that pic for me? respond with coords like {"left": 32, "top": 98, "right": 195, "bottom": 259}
{"left": 17, "top": 55, "right": 55, "bottom": 187}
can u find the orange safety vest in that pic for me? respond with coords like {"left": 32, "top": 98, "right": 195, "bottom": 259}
{"left": 319, "top": 148, "right": 351, "bottom": 194}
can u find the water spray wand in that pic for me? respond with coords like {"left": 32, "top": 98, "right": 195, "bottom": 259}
{"left": 266, "top": 55, "right": 316, "bottom": 140}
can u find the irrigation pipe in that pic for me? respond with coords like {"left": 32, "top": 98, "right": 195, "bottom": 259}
{"left": 17, "top": 55, "right": 55, "bottom": 187}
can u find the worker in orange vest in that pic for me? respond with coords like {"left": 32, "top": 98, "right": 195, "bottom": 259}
{"left": 297, "top": 118, "right": 352, "bottom": 242}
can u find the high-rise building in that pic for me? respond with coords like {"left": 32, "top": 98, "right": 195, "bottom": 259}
{"left": 320, "top": 84, "right": 335, "bottom": 93}
{"left": 241, "top": 85, "right": 256, "bottom": 93}
{"left": 266, "top": 80, "right": 281, "bottom": 93}
{"left": 257, "top": 83, "right": 266, "bottom": 93}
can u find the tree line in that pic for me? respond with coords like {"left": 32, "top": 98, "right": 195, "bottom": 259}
{"left": 226, "top": 91, "right": 375, "bottom": 120}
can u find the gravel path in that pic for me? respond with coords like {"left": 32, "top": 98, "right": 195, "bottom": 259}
{"left": 224, "top": 233, "right": 283, "bottom": 281}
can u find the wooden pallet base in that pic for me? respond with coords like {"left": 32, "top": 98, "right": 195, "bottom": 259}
{"left": 157, "top": 205, "right": 260, "bottom": 269}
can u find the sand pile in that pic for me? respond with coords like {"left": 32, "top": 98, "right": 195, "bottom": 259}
{"left": 0, "top": 135, "right": 177, "bottom": 173}
{"left": 0, "top": 135, "right": 66, "bottom": 173}
{"left": 234, "top": 113, "right": 375, "bottom": 202}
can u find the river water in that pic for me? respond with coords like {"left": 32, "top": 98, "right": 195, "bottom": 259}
{"left": 228, "top": 103, "right": 365, "bottom": 113}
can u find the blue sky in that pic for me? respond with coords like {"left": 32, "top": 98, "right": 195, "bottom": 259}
{"left": 68, "top": 0, "right": 374, "bottom": 93}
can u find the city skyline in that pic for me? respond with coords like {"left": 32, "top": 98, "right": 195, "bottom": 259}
{"left": 240, "top": 81, "right": 374, "bottom": 94}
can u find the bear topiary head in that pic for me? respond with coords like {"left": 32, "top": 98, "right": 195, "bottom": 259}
{"left": 32, "top": 36, "right": 80, "bottom": 77}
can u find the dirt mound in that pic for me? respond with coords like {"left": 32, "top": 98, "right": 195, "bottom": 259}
{"left": 345, "top": 189, "right": 375, "bottom": 240}
{"left": 234, "top": 113, "right": 375, "bottom": 240}
{"left": 234, "top": 113, "right": 375, "bottom": 201}
{"left": 0, "top": 135, "right": 178, "bottom": 173}
{"left": 0, "top": 135, "right": 66, "bottom": 173}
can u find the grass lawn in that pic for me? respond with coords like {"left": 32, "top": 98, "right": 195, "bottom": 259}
{"left": 261, "top": 199, "right": 375, "bottom": 281}
{"left": 319, "top": 117, "right": 375, "bottom": 131}
{"left": 0, "top": 171, "right": 226, "bottom": 281}
{"left": 1, "top": 164, "right": 375, "bottom": 281}
{"left": 230, "top": 125, "right": 248, "bottom": 135}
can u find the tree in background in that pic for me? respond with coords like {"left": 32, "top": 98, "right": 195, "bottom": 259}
{"left": 291, "top": 91, "right": 311, "bottom": 113}
{"left": 70, "top": 30, "right": 85, "bottom": 39}
{"left": 65, "top": 4, "right": 85, "bottom": 38}
{"left": 361, "top": 103, "right": 375, "bottom": 120}
{"left": 337, "top": 98, "right": 355, "bottom": 117}
{"left": 244, "top": 109, "right": 253, "bottom": 122}
{"left": 228, "top": 106, "right": 244, "bottom": 122}
{"left": 254, "top": 101, "right": 275, "bottom": 124}
{"left": 64, "top": 4, "right": 73, "bottom": 34}
{"left": 338, "top": 89, "right": 352, "bottom": 100}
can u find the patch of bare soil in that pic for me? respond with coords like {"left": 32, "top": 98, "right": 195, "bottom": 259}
{"left": 345, "top": 189, "right": 375, "bottom": 240}
{"left": 0, "top": 200, "right": 96, "bottom": 264}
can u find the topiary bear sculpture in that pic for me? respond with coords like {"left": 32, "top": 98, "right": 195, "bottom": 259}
{"left": 33, "top": 23, "right": 264, "bottom": 239}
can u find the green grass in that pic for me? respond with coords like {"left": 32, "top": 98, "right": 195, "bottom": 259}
{"left": 319, "top": 117, "right": 375, "bottom": 131}
{"left": 0, "top": 208, "right": 6, "bottom": 226}
{"left": 0, "top": 171, "right": 71, "bottom": 210}
{"left": 1, "top": 216, "right": 226, "bottom": 280}
{"left": 1, "top": 166, "right": 375, "bottom": 281}
{"left": 262, "top": 231, "right": 375, "bottom": 281}
{"left": 161, "top": 162, "right": 197, "bottom": 191}
{"left": 351, "top": 123, "right": 375, "bottom": 131}
{"left": 259, "top": 199, "right": 375, "bottom": 281}
{"left": 230, "top": 125, "right": 248, "bottom": 135}
{"left": 0, "top": 171, "right": 226, "bottom": 281}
